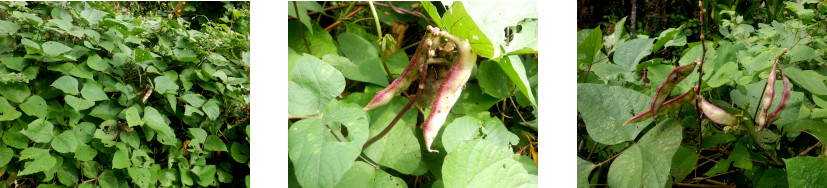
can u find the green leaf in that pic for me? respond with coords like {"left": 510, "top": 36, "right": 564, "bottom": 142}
{"left": 731, "top": 143, "right": 752, "bottom": 170}
{"left": 783, "top": 119, "right": 827, "bottom": 144}
{"left": 706, "top": 61, "right": 737, "bottom": 88}
{"left": 334, "top": 161, "right": 407, "bottom": 188}
{"left": 89, "top": 101, "right": 122, "bottom": 120}
{"left": 505, "top": 20, "right": 538, "bottom": 55}
{"left": 288, "top": 55, "right": 346, "bottom": 116}
{"left": 74, "top": 144, "right": 97, "bottom": 161}
{"left": 577, "top": 27, "right": 602, "bottom": 68}
{"left": 112, "top": 148, "right": 131, "bottom": 169}
{"left": 154, "top": 75, "right": 179, "bottom": 95}
{"left": 788, "top": 44, "right": 819, "bottom": 64}
{"left": 784, "top": 156, "right": 827, "bottom": 187}
{"left": 18, "top": 147, "right": 57, "bottom": 175}
{"left": 785, "top": 2, "right": 815, "bottom": 24}
{"left": 362, "top": 96, "right": 421, "bottom": 174}
{"left": 94, "top": 120, "right": 118, "bottom": 141}
{"left": 52, "top": 130, "right": 78, "bottom": 153}
{"left": 125, "top": 106, "right": 143, "bottom": 127}
{"left": 499, "top": 56, "right": 536, "bottom": 107}
{"left": 577, "top": 83, "right": 653, "bottom": 145}
{"left": 127, "top": 167, "right": 152, "bottom": 188}
{"left": 81, "top": 81, "right": 108, "bottom": 101}
{"left": 730, "top": 79, "right": 804, "bottom": 125}
{"left": 670, "top": 146, "right": 699, "bottom": 183}
{"left": 337, "top": 33, "right": 389, "bottom": 86}
{"left": 0, "top": 147, "right": 13, "bottom": 167}
{"left": 65, "top": 95, "right": 95, "bottom": 111}
{"left": 20, "top": 95, "right": 47, "bottom": 118}
{"left": 288, "top": 20, "right": 338, "bottom": 58}
{"left": 652, "top": 27, "right": 686, "bottom": 52}
{"left": 52, "top": 75, "right": 79, "bottom": 95}
{"left": 231, "top": 142, "right": 250, "bottom": 163}
{"left": 134, "top": 48, "right": 154, "bottom": 62}
{"left": 3, "top": 124, "right": 30, "bottom": 149}
{"left": 181, "top": 93, "right": 206, "bottom": 107}
{"left": 1, "top": 57, "right": 29, "bottom": 71}
{"left": 0, "top": 82, "right": 31, "bottom": 103}
{"left": 577, "top": 157, "right": 596, "bottom": 188}
{"left": 287, "top": 1, "right": 321, "bottom": 35}
{"left": 98, "top": 170, "right": 118, "bottom": 188}
{"left": 785, "top": 67, "right": 827, "bottom": 95}
{"left": 143, "top": 106, "right": 175, "bottom": 136}
{"left": 613, "top": 38, "right": 654, "bottom": 70}
{"left": 80, "top": 8, "right": 108, "bottom": 25}
{"left": 478, "top": 61, "right": 511, "bottom": 98}
{"left": 442, "top": 115, "right": 519, "bottom": 153}
{"left": 0, "top": 20, "right": 20, "bottom": 35}
{"left": 86, "top": 54, "right": 110, "bottom": 72}
{"left": 700, "top": 134, "right": 736, "bottom": 149}
{"left": 441, "top": 2, "right": 497, "bottom": 60}
{"left": 57, "top": 157, "right": 80, "bottom": 187}
{"left": 288, "top": 107, "right": 369, "bottom": 188}
{"left": 189, "top": 128, "right": 209, "bottom": 143}
{"left": 42, "top": 41, "right": 73, "bottom": 56}
{"left": 204, "top": 135, "right": 228, "bottom": 152}
{"left": 607, "top": 118, "right": 683, "bottom": 188}
{"left": 0, "top": 97, "right": 22, "bottom": 121}
{"left": 202, "top": 99, "right": 220, "bottom": 121}
{"left": 20, "top": 119, "right": 55, "bottom": 143}
{"left": 443, "top": 140, "right": 537, "bottom": 187}
{"left": 192, "top": 165, "right": 217, "bottom": 186}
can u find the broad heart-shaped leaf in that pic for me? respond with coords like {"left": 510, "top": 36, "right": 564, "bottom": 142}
{"left": 86, "top": 54, "right": 110, "bottom": 72}
{"left": 112, "top": 148, "right": 131, "bottom": 169}
{"left": 288, "top": 55, "right": 346, "bottom": 116}
{"left": 154, "top": 75, "right": 179, "bottom": 95}
{"left": 505, "top": 19, "right": 538, "bottom": 55}
{"left": 577, "top": 83, "right": 653, "bottom": 145}
{"left": 500, "top": 56, "right": 537, "bottom": 107}
{"left": 577, "top": 27, "right": 602, "bottom": 68}
{"left": 80, "top": 8, "right": 108, "bottom": 25}
{"left": 0, "top": 146, "right": 12, "bottom": 167}
{"left": 607, "top": 118, "right": 682, "bottom": 188}
{"left": 192, "top": 165, "right": 218, "bottom": 186}
{"left": 670, "top": 146, "right": 699, "bottom": 183}
{"left": 287, "top": 20, "right": 338, "bottom": 58}
{"left": 20, "top": 119, "right": 55, "bottom": 143}
{"left": 442, "top": 115, "right": 519, "bottom": 153}
{"left": 0, "top": 20, "right": 20, "bottom": 35}
{"left": 784, "top": 156, "right": 827, "bottom": 187}
{"left": 652, "top": 26, "right": 686, "bottom": 52}
{"left": 20, "top": 95, "right": 48, "bottom": 118}
{"left": 478, "top": 61, "right": 511, "bottom": 99}
{"left": 42, "top": 41, "right": 73, "bottom": 56}
{"left": 94, "top": 120, "right": 118, "bottom": 141}
{"left": 785, "top": 2, "right": 815, "bottom": 24}
{"left": 81, "top": 81, "right": 108, "bottom": 101}
{"left": 288, "top": 107, "right": 369, "bottom": 188}
{"left": 124, "top": 106, "right": 144, "bottom": 127}
{"left": 134, "top": 48, "right": 154, "bottom": 62}
{"left": 440, "top": 2, "right": 497, "bottom": 60}
{"left": 3, "top": 124, "right": 29, "bottom": 149}
{"left": 613, "top": 38, "right": 654, "bottom": 71}
{"left": 442, "top": 140, "right": 537, "bottom": 187}
{"left": 65, "top": 95, "right": 95, "bottom": 111}
{"left": 231, "top": 142, "right": 250, "bottom": 163}
{"left": 18, "top": 147, "right": 57, "bottom": 175}
{"left": 336, "top": 33, "right": 389, "bottom": 87}
{"left": 451, "top": 1, "right": 537, "bottom": 59}
{"left": 0, "top": 97, "right": 22, "bottom": 121}
{"left": 202, "top": 99, "right": 220, "bottom": 121}
{"left": 334, "top": 161, "right": 407, "bottom": 188}
{"left": 204, "top": 135, "right": 228, "bottom": 151}
{"left": 143, "top": 106, "right": 175, "bottom": 136}
{"left": 788, "top": 44, "right": 819, "bottom": 64}
{"left": 52, "top": 75, "right": 79, "bottom": 95}
{"left": 783, "top": 119, "right": 827, "bottom": 144}
{"left": 783, "top": 67, "right": 827, "bottom": 96}
{"left": 98, "top": 169, "right": 118, "bottom": 188}
{"left": 0, "top": 82, "right": 31, "bottom": 103}
{"left": 577, "top": 157, "right": 596, "bottom": 188}
{"left": 730, "top": 79, "right": 804, "bottom": 125}
{"left": 362, "top": 96, "right": 421, "bottom": 174}
{"left": 52, "top": 130, "right": 78, "bottom": 154}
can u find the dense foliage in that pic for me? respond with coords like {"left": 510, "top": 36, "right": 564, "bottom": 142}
{"left": 578, "top": 0, "right": 827, "bottom": 187}
{"left": 0, "top": 2, "right": 249, "bottom": 187}
{"left": 288, "top": 1, "right": 538, "bottom": 187}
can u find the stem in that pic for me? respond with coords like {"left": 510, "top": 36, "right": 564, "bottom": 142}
{"left": 368, "top": 1, "right": 382, "bottom": 38}
{"left": 293, "top": 2, "right": 312, "bottom": 55}
{"left": 323, "top": 6, "right": 365, "bottom": 31}
{"left": 596, "top": 149, "right": 623, "bottom": 166}
{"left": 695, "top": 0, "right": 706, "bottom": 153}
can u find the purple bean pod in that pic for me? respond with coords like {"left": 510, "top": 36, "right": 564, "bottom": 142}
{"left": 651, "top": 62, "right": 697, "bottom": 119}
{"left": 363, "top": 33, "right": 434, "bottom": 111}
{"left": 421, "top": 30, "right": 476, "bottom": 153}
{"left": 624, "top": 86, "right": 697, "bottom": 126}
{"left": 767, "top": 72, "right": 790, "bottom": 123}
{"left": 700, "top": 97, "right": 738, "bottom": 126}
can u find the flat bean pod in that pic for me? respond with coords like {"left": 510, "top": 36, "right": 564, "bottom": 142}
{"left": 651, "top": 62, "right": 697, "bottom": 119}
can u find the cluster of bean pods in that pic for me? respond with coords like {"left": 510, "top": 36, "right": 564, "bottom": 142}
{"left": 363, "top": 26, "right": 476, "bottom": 153}
{"left": 624, "top": 60, "right": 790, "bottom": 130}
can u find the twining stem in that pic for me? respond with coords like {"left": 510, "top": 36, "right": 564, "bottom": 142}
{"left": 368, "top": 1, "right": 382, "bottom": 38}
{"left": 293, "top": 2, "right": 312, "bottom": 55}
{"left": 695, "top": 0, "right": 706, "bottom": 153}
{"left": 323, "top": 6, "right": 365, "bottom": 31}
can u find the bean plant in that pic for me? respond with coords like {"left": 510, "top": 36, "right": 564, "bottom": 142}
{"left": 578, "top": 0, "right": 827, "bottom": 187}
{"left": 0, "top": 2, "right": 250, "bottom": 187}
{"left": 288, "top": 1, "right": 538, "bottom": 187}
